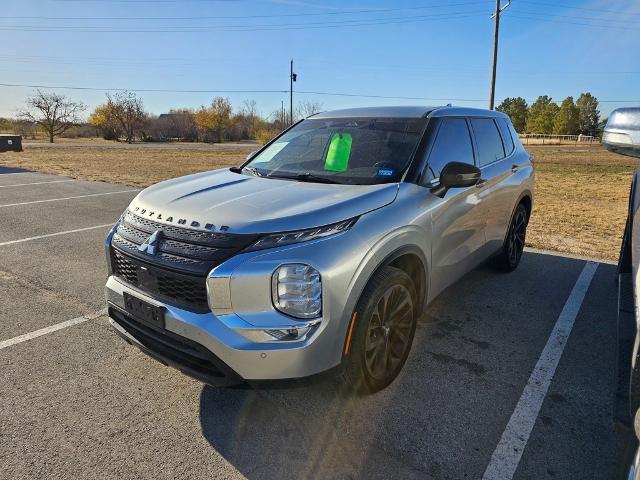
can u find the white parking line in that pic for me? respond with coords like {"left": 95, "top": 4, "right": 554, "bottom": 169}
{"left": 482, "top": 261, "right": 599, "bottom": 480}
{"left": 0, "top": 224, "right": 113, "bottom": 247}
{"left": 0, "top": 179, "right": 75, "bottom": 188}
{"left": 0, "top": 189, "right": 138, "bottom": 208}
{"left": 0, "top": 309, "right": 107, "bottom": 351}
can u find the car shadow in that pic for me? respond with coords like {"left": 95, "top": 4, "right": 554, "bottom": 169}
{"left": 198, "top": 252, "right": 618, "bottom": 480}
{"left": 0, "top": 166, "right": 30, "bottom": 174}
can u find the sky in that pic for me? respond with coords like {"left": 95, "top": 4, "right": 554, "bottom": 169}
{"left": 1, "top": 0, "right": 639, "bottom": 120}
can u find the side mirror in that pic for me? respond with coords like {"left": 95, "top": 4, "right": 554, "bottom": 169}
{"left": 603, "top": 108, "right": 640, "bottom": 159}
{"left": 246, "top": 150, "right": 258, "bottom": 161}
{"left": 431, "top": 162, "right": 481, "bottom": 197}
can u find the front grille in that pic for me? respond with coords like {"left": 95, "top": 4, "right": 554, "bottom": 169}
{"left": 110, "top": 210, "right": 260, "bottom": 312}
{"left": 112, "top": 251, "right": 209, "bottom": 310}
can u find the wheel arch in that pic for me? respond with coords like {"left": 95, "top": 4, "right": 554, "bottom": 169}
{"left": 379, "top": 246, "right": 429, "bottom": 313}
{"left": 340, "top": 243, "right": 429, "bottom": 359}
{"left": 501, "top": 190, "right": 533, "bottom": 245}
{"left": 518, "top": 190, "right": 533, "bottom": 219}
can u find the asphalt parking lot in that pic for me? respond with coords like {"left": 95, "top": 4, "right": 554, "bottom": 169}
{"left": 0, "top": 167, "right": 632, "bottom": 480}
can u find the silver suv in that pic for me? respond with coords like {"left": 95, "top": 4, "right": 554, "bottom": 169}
{"left": 105, "top": 106, "right": 534, "bottom": 394}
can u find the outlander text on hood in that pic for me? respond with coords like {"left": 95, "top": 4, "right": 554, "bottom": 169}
{"left": 104, "top": 106, "right": 534, "bottom": 394}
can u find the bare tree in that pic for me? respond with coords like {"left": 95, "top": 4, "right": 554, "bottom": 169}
{"left": 296, "top": 100, "right": 323, "bottom": 119}
{"left": 19, "top": 90, "right": 86, "bottom": 143}
{"left": 106, "top": 91, "right": 148, "bottom": 143}
{"left": 240, "top": 99, "right": 259, "bottom": 139}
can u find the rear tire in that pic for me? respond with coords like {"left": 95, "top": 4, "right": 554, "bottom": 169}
{"left": 340, "top": 266, "right": 417, "bottom": 395}
{"left": 494, "top": 203, "right": 528, "bottom": 272}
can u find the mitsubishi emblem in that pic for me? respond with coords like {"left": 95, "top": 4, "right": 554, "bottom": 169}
{"left": 138, "top": 230, "right": 162, "bottom": 256}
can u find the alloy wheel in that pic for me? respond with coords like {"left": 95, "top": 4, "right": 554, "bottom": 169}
{"left": 507, "top": 208, "right": 527, "bottom": 266}
{"left": 364, "top": 284, "right": 414, "bottom": 381}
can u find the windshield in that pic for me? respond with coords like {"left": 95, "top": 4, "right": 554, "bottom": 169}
{"left": 244, "top": 117, "right": 427, "bottom": 185}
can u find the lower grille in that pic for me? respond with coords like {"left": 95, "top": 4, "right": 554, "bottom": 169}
{"left": 109, "top": 307, "right": 243, "bottom": 386}
{"left": 112, "top": 250, "right": 209, "bottom": 312}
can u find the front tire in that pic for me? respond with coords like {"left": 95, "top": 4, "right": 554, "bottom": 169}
{"left": 494, "top": 203, "right": 528, "bottom": 272}
{"left": 340, "top": 266, "right": 417, "bottom": 395}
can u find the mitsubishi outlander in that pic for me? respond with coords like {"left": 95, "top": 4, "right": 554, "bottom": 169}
{"left": 104, "top": 106, "right": 534, "bottom": 394}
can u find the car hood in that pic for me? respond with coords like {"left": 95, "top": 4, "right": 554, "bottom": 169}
{"left": 129, "top": 169, "right": 398, "bottom": 234}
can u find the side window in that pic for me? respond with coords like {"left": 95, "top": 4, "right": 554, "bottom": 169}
{"left": 425, "top": 118, "right": 474, "bottom": 181}
{"left": 471, "top": 118, "right": 505, "bottom": 167}
{"left": 498, "top": 118, "right": 515, "bottom": 155}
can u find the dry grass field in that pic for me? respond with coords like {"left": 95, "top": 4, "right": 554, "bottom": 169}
{"left": 0, "top": 142, "right": 634, "bottom": 261}
{"left": 0, "top": 142, "right": 250, "bottom": 186}
{"left": 527, "top": 145, "right": 635, "bottom": 261}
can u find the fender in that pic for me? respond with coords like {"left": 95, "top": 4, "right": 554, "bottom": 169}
{"left": 336, "top": 226, "right": 430, "bottom": 362}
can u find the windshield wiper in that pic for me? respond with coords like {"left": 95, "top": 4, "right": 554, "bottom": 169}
{"left": 269, "top": 172, "right": 341, "bottom": 184}
{"left": 243, "top": 166, "right": 263, "bottom": 177}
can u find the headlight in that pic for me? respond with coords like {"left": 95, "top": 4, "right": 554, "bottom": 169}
{"left": 245, "top": 218, "right": 357, "bottom": 252}
{"left": 271, "top": 264, "right": 321, "bottom": 319}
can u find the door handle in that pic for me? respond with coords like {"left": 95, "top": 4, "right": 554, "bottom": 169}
{"left": 475, "top": 179, "right": 487, "bottom": 188}
{"left": 511, "top": 164, "right": 520, "bottom": 173}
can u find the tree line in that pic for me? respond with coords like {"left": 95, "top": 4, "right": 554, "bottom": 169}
{"left": 1, "top": 90, "right": 324, "bottom": 143}
{"left": 496, "top": 92, "right": 601, "bottom": 136}
{"left": 0, "top": 89, "right": 603, "bottom": 143}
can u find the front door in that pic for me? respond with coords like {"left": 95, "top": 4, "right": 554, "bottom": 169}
{"left": 424, "top": 118, "right": 487, "bottom": 299}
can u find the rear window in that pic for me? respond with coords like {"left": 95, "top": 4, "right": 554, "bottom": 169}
{"left": 498, "top": 118, "right": 515, "bottom": 155}
{"left": 471, "top": 118, "right": 506, "bottom": 167}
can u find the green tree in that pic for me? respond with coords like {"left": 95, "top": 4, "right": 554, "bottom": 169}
{"left": 576, "top": 92, "right": 600, "bottom": 136}
{"left": 553, "top": 96, "right": 580, "bottom": 135}
{"left": 526, "top": 95, "right": 558, "bottom": 134}
{"left": 496, "top": 97, "right": 528, "bottom": 132}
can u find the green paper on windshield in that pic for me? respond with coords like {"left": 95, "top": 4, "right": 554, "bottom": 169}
{"left": 324, "top": 133, "right": 352, "bottom": 172}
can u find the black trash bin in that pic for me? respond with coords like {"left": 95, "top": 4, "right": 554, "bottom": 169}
{"left": 0, "top": 135, "right": 22, "bottom": 152}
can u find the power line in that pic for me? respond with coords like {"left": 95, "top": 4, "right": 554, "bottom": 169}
{"left": 508, "top": 14, "right": 640, "bottom": 31}
{"left": 0, "top": 12, "right": 488, "bottom": 33}
{"left": 0, "top": 82, "right": 487, "bottom": 101}
{"left": 521, "top": 1, "right": 640, "bottom": 17}
{"left": 3, "top": 9, "right": 637, "bottom": 34}
{"left": 3, "top": 1, "right": 487, "bottom": 20}
{"left": 3, "top": 10, "right": 637, "bottom": 32}
{"left": 0, "top": 82, "right": 638, "bottom": 103}
{"left": 0, "top": 82, "right": 287, "bottom": 94}
{"left": 516, "top": 10, "right": 640, "bottom": 25}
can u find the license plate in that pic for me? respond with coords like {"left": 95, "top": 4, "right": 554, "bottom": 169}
{"left": 123, "top": 292, "right": 165, "bottom": 328}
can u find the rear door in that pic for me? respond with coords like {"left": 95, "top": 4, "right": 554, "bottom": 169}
{"left": 424, "top": 117, "right": 487, "bottom": 298}
{"left": 469, "top": 117, "right": 518, "bottom": 254}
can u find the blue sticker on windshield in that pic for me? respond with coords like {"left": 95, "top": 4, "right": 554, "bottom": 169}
{"left": 377, "top": 168, "right": 394, "bottom": 177}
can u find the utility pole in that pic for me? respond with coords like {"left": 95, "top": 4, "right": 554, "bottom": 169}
{"left": 290, "top": 59, "right": 297, "bottom": 126}
{"left": 281, "top": 100, "right": 285, "bottom": 129}
{"left": 489, "top": 0, "right": 511, "bottom": 110}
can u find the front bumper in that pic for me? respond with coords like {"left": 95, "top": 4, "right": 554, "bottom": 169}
{"left": 105, "top": 218, "right": 379, "bottom": 383}
{"left": 106, "top": 272, "right": 344, "bottom": 382}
